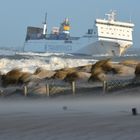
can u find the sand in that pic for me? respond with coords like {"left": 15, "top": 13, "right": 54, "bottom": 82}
{"left": 0, "top": 92, "right": 140, "bottom": 140}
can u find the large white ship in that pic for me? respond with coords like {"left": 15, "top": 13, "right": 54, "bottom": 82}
{"left": 24, "top": 11, "right": 134, "bottom": 56}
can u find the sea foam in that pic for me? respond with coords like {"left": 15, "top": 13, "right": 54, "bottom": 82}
{"left": 0, "top": 50, "right": 97, "bottom": 73}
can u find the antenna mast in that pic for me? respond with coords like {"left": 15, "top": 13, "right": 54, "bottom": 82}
{"left": 43, "top": 12, "right": 47, "bottom": 36}
{"left": 106, "top": 10, "right": 116, "bottom": 21}
{"left": 129, "top": 13, "right": 132, "bottom": 23}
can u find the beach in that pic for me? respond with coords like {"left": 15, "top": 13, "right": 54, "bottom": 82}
{"left": 0, "top": 92, "right": 140, "bottom": 140}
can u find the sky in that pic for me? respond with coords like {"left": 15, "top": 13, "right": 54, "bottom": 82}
{"left": 0, "top": 0, "right": 139, "bottom": 49}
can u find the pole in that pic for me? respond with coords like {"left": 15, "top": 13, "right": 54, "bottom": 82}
{"left": 103, "top": 81, "right": 107, "bottom": 93}
{"left": 24, "top": 85, "right": 28, "bottom": 96}
{"left": 46, "top": 84, "right": 50, "bottom": 96}
{"left": 71, "top": 81, "right": 76, "bottom": 96}
{"left": 132, "top": 108, "right": 138, "bottom": 116}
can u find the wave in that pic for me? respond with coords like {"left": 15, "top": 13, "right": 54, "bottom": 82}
{"left": 15, "top": 51, "right": 74, "bottom": 57}
{"left": 123, "top": 54, "right": 138, "bottom": 57}
{"left": 0, "top": 56, "right": 97, "bottom": 74}
{"left": 0, "top": 47, "right": 139, "bottom": 74}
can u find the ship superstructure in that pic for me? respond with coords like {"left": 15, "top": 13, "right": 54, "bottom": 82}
{"left": 24, "top": 11, "right": 134, "bottom": 56}
{"left": 95, "top": 11, "right": 134, "bottom": 55}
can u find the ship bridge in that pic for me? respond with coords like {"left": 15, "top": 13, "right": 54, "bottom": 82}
{"left": 95, "top": 11, "right": 134, "bottom": 43}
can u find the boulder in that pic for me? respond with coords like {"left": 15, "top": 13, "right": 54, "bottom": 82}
{"left": 76, "top": 65, "right": 92, "bottom": 73}
{"left": 91, "top": 58, "right": 113, "bottom": 74}
{"left": 120, "top": 60, "right": 140, "bottom": 67}
{"left": 112, "top": 64, "right": 135, "bottom": 76}
{"left": 88, "top": 67, "right": 106, "bottom": 82}
{"left": 1, "top": 68, "right": 23, "bottom": 87}
{"left": 34, "top": 67, "right": 55, "bottom": 79}
{"left": 135, "top": 63, "right": 140, "bottom": 76}
{"left": 18, "top": 72, "right": 33, "bottom": 85}
{"left": 64, "top": 71, "right": 91, "bottom": 83}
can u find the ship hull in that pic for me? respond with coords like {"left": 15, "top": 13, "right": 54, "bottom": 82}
{"left": 23, "top": 38, "right": 132, "bottom": 56}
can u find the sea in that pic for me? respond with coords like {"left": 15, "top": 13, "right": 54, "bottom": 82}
{"left": 0, "top": 47, "right": 140, "bottom": 74}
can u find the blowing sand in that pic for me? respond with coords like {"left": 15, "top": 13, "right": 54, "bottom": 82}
{"left": 0, "top": 92, "right": 140, "bottom": 140}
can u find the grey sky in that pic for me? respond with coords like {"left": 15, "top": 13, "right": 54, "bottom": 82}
{"left": 0, "top": 0, "right": 139, "bottom": 49}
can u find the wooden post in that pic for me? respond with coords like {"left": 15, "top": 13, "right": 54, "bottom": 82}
{"left": 132, "top": 108, "right": 138, "bottom": 116}
{"left": 46, "top": 84, "right": 50, "bottom": 96}
{"left": 24, "top": 85, "right": 28, "bottom": 96}
{"left": 103, "top": 81, "right": 107, "bottom": 93}
{"left": 71, "top": 81, "right": 76, "bottom": 96}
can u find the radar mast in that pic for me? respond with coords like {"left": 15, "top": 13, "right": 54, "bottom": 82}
{"left": 43, "top": 12, "right": 47, "bottom": 35}
{"left": 106, "top": 10, "right": 116, "bottom": 21}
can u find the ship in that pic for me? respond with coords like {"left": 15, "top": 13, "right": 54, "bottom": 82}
{"left": 23, "top": 11, "right": 134, "bottom": 56}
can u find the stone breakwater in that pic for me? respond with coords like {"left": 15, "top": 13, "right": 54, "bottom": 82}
{"left": 0, "top": 59, "right": 140, "bottom": 97}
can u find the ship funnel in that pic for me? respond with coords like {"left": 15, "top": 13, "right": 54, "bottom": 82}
{"left": 43, "top": 12, "right": 47, "bottom": 35}
{"left": 63, "top": 18, "right": 70, "bottom": 34}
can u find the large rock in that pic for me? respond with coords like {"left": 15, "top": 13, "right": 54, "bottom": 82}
{"left": 52, "top": 68, "right": 76, "bottom": 80}
{"left": 34, "top": 67, "right": 55, "bottom": 79}
{"left": 88, "top": 67, "right": 107, "bottom": 82}
{"left": 76, "top": 65, "right": 92, "bottom": 73}
{"left": 18, "top": 72, "right": 33, "bottom": 85}
{"left": 1, "top": 68, "right": 23, "bottom": 87}
{"left": 135, "top": 63, "right": 140, "bottom": 76}
{"left": 52, "top": 70, "right": 69, "bottom": 80}
{"left": 120, "top": 60, "right": 140, "bottom": 67}
{"left": 112, "top": 64, "right": 135, "bottom": 76}
{"left": 64, "top": 72, "right": 81, "bottom": 83}
{"left": 91, "top": 58, "right": 113, "bottom": 74}
{"left": 1, "top": 68, "right": 40, "bottom": 87}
